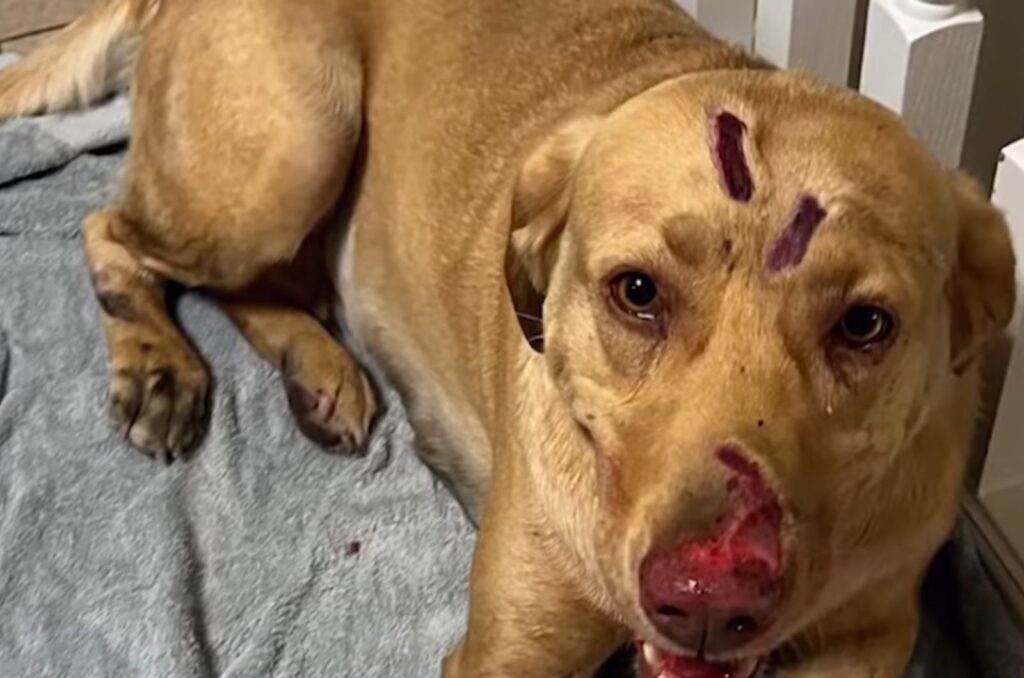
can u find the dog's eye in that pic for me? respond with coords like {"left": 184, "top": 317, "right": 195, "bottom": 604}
{"left": 610, "top": 271, "right": 659, "bottom": 319}
{"left": 834, "top": 305, "right": 894, "bottom": 348}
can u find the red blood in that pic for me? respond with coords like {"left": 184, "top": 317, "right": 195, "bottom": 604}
{"left": 712, "top": 112, "right": 754, "bottom": 202}
{"left": 345, "top": 541, "right": 362, "bottom": 556}
{"left": 665, "top": 448, "right": 782, "bottom": 592}
{"left": 765, "top": 195, "right": 827, "bottom": 271}
{"left": 641, "top": 447, "right": 782, "bottom": 620}
{"left": 716, "top": 446, "right": 761, "bottom": 480}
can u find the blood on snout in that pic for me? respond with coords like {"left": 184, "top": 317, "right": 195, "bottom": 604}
{"left": 673, "top": 446, "right": 782, "bottom": 588}
{"left": 640, "top": 447, "right": 784, "bottom": 650}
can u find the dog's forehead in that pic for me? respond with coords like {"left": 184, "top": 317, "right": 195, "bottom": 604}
{"left": 579, "top": 72, "right": 954, "bottom": 260}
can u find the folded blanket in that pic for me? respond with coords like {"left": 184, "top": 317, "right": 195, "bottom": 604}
{"left": 0, "top": 54, "right": 1020, "bottom": 678}
{"left": 0, "top": 55, "right": 130, "bottom": 187}
{"left": 0, "top": 53, "right": 474, "bottom": 678}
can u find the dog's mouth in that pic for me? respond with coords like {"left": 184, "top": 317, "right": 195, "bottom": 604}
{"left": 635, "top": 640, "right": 763, "bottom": 678}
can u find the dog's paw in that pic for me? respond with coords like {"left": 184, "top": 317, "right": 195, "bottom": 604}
{"left": 283, "top": 344, "right": 377, "bottom": 454}
{"left": 108, "top": 337, "right": 209, "bottom": 463}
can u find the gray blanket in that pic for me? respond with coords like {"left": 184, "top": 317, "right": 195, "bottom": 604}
{"left": 0, "top": 53, "right": 1020, "bottom": 677}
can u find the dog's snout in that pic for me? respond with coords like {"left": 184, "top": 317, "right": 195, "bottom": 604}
{"left": 639, "top": 446, "right": 783, "bottom": 655}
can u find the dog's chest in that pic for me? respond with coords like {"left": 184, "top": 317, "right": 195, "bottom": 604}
{"left": 331, "top": 220, "right": 493, "bottom": 517}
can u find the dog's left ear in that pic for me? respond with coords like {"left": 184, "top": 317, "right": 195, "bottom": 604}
{"left": 947, "top": 170, "right": 1017, "bottom": 374}
{"left": 506, "top": 115, "right": 603, "bottom": 349}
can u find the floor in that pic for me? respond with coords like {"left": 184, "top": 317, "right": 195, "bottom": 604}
{"left": 0, "top": 0, "right": 90, "bottom": 53}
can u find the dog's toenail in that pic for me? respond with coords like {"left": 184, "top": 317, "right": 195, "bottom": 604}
{"left": 149, "top": 369, "right": 174, "bottom": 394}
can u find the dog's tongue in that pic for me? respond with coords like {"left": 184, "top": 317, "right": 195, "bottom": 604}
{"left": 660, "top": 655, "right": 753, "bottom": 678}
{"left": 637, "top": 641, "right": 760, "bottom": 678}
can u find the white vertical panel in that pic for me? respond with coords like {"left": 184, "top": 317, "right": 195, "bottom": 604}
{"left": 980, "top": 308, "right": 1024, "bottom": 560}
{"left": 990, "top": 139, "right": 1024, "bottom": 331}
{"left": 677, "top": 0, "right": 757, "bottom": 50}
{"left": 754, "top": 0, "right": 860, "bottom": 86}
{"left": 979, "top": 138, "right": 1024, "bottom": 567}
{"left": 859, "top": 0, "right": 984, "bottom": 168}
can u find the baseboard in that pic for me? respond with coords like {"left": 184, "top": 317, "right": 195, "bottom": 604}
{"left": 1, "top": 26, "right": 63, "bottom": 54}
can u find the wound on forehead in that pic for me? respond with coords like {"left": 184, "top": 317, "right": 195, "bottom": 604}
{"left": 711, "top": 111, "right": 754, "bottom": 202}
{"left": 765, "top": 195, "right": 827, "bottom": 272}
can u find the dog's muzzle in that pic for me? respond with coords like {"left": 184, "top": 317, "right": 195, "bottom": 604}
{"left": 637, "top": 445, "right": 783, "bottom": 670}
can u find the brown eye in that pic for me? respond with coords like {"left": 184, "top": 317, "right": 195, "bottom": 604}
{"left": 610, "top": 271, "right": 659, "bottom": 319}
{"left": 835, "top": 305, "right": 894, "bottom": 348}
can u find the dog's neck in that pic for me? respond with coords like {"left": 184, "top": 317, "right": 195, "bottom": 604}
{"left": 491, "top": 332, "right": 629, "bottom": 622}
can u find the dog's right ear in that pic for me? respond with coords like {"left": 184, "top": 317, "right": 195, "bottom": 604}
{"left": 506, "top": 115, "right": 603, "bottom": 350}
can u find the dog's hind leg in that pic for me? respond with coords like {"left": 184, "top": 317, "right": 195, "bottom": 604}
{"left": 81, "top": 0, "right": 373, "bottom": 460}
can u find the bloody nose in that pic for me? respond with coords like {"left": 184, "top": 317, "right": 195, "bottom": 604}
{"left": 639, "top": 446, "right": 783, "bottom": 655}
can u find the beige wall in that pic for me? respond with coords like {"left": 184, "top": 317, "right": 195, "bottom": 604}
{"left": 963, "top": 0, "right": 1024, "bottom": 487}
{"left": 0, "top": 0, "right": 90, "bottom": 53}
{"left": 962, "top": 0, "right": 1024, "bottom": 189}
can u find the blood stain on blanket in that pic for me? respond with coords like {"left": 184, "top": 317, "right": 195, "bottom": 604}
{"left": 346, "top": 541, "right": 362, "bottom": 556}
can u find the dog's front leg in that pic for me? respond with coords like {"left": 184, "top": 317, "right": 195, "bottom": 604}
{"left": 443, "top": 495, "right": 624, "bottom": 678}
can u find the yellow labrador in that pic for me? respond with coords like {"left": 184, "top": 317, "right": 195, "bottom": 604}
{"left": 0, "top": 0, "right": 1014, "bottom": 676}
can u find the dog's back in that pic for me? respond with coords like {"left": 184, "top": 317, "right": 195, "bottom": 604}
{"left": 331, "top": 0, "right": 762, "bottom": 517}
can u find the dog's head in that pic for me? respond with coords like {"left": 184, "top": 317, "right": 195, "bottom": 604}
{"left": 506, "top": 71, "right": 1015, "bottom": 676}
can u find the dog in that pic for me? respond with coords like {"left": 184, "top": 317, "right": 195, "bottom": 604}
{"left": 0, "top": 0, "right": 1015, "bottom": 676}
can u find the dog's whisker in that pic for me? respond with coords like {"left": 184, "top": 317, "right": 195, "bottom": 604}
{"left": 515, "top": 312, "right": 544, "bottom": 324}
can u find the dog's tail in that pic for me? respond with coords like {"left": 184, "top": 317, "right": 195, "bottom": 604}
{"left": 0, "top": 0, "right": 160, "bottom": 118}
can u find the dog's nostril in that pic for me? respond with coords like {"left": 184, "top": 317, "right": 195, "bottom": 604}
{"left": 656, "top": 604, "right": 689, "bottom": 619}
{"left": 726, "top": 615, "right": 758, "bottom": 634}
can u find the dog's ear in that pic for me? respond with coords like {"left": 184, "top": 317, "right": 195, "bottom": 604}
{"left": 947, "top": 170, "right": 1017, "bottom": 375}
{"left": 506, "top": 116, "right": 603, "bottom": 350}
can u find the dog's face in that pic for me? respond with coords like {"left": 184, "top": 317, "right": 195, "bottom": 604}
{"left": 507, "top": 71, "right": 1015, "bottom": 677}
